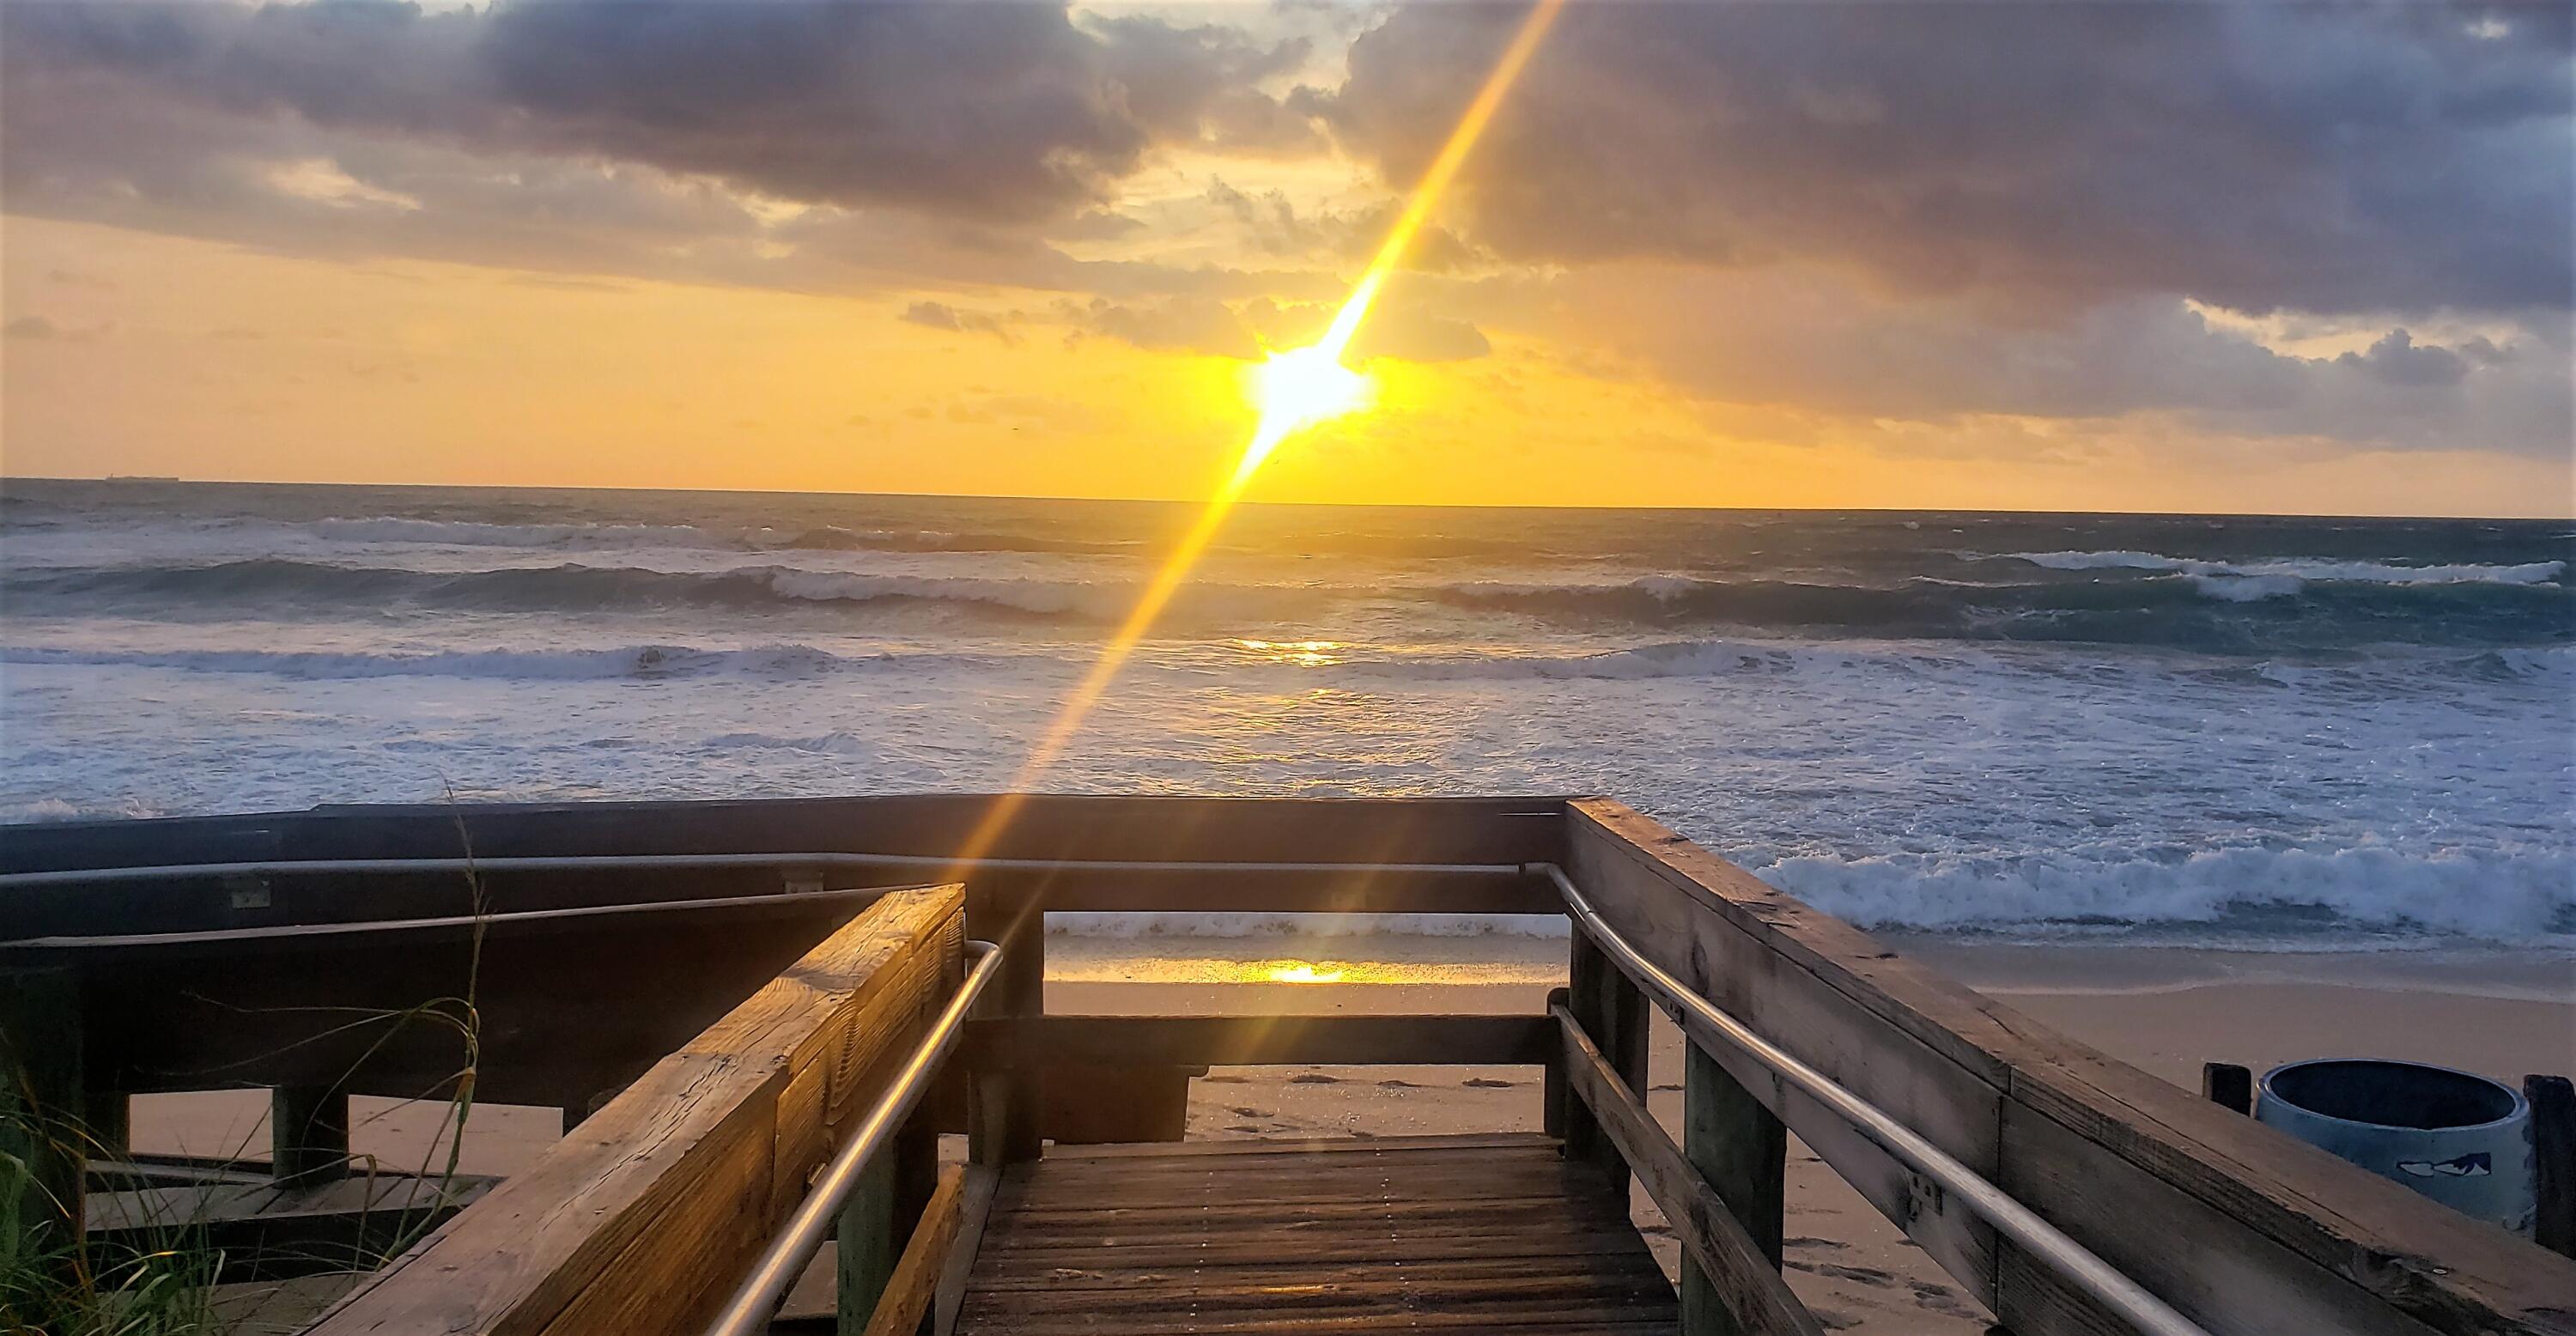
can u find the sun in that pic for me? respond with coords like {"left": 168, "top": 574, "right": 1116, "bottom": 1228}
{"left": 1245, "top": 344, "right": 1371, "bottom": 460}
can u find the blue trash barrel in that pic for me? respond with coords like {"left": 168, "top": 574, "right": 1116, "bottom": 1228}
{"left": 2257, "top": 1058, "right": 2535, "bottom": 1235}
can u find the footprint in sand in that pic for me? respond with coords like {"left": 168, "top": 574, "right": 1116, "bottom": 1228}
{"left": 1461, "top": 1078, "right": 1516, "bottom": 1088}
{"left": 1227, "top": 1106, "right": 1271, "bottom": 1118}
{"left": 1290, "top": 1072, "right": 1341, "bottom": 1084}
{"left": 1790, "top": 1261, "right": 1899, "bottom": 1288}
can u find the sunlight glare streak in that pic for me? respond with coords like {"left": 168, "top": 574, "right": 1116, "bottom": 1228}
{"left": 941, "top": 0, "right": 1568, "bottom": 886}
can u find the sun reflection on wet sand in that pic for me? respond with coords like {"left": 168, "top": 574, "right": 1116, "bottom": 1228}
{"left": 1044, "top": 934, "right": 1569, "bottom": 987}
{"left": 1263, "top": 962, "right": 1349, "bottom": 984}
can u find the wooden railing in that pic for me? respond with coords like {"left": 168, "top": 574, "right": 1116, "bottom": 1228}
{"left": 303, "top": 885, "right": 966, "bottom": 1336}
{"left": 9, "top": 794, "right": 2573, "bottom": 1335}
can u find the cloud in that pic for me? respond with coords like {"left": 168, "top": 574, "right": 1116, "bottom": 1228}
{"left": 1204, "top": 179, "right": 1479, "bottom": 272}
{"left": 1066, "top": 288, "right": 1491, "bottom": 364}
{"left": 4, "top": 314, "right": 111, "bottom": 341}
{"left": 1065, "top": 295, "right": 1262, "bottom": 359}
{"left": 1242, "top": 296, "right": 1490, "bottom": 364}
{"left": 1317, "top": 3, "right": 2573, "bottom": 317}
{"left": 1516, "top": 263, "right": 2570, "bottom": 455}
{"left": 2336, "top": 329, "right": 2470, "bottom": 388}
{"left": 3, "top": 2, "right": 1315, "bottom": 229}
{"left": 901, "top": 301, "right": 1016, "bottom": 343}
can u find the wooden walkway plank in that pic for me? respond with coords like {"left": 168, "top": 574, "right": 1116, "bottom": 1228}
{"left": 957, "top": 1135, "right": 1678, "bottom": 1336}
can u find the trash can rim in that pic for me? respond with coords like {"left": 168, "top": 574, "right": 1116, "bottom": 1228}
{"left": 2257, "top": 1057, "right": 2530, "bottom": 1133}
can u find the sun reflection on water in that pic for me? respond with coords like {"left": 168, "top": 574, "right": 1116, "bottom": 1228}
{"left": 1235, "top": 638, "right": 1344, "bottom": 667}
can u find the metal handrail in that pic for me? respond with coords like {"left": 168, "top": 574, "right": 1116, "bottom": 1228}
{"left": 1533, "top": 862, "right": 2212, "bottom": 1336}
{"left": 703, "top": 938, "right": 1004, "bottom": 1336}
{"left": 0, "top": 853, "right": 1531, "bottom": 890}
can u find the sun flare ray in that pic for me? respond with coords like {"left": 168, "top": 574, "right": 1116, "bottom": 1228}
{"left": 945, "top": 0, "right": 1567, "bottom": 881}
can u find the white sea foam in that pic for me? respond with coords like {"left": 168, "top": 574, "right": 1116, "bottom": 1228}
{"left": 2190, "top": 574, "right": 2306, "bottom": 602}
{"left": 1035, "top": 847, "right": 2574, "bottom": 940}
{"left": 701, "top": 731, "right": 876, "bottom": 755}
{"left": 1747, "top": 846, "right": 2576, "bottom": 938}
{"left": 2011, "top": 550, "right": 2566, "bottom": 586}
{"left": 1337, "top": 639, "right": 1961, "bottom": 683}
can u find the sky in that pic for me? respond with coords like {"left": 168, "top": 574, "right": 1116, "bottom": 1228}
{"left": 2, "top": 0, "right": 2570, "bottom": 515}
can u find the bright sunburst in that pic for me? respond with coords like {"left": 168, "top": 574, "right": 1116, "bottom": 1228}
{"left": 1244, "top": 345, "right": 1372, "bottom": 467}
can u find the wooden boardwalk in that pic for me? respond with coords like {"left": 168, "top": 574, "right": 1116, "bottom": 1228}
{"left": 957, "top": 1133, "right": 1680, "bottom": 1334}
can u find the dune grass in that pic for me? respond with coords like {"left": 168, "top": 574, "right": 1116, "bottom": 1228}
{"left": 3, "top": 797, "right": 495, "bottom": 1335}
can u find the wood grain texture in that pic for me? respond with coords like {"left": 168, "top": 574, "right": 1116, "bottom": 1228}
{"left": 1564, "top": 802, "right": 2002, "bottom": 1305}
{"left": 956, "top": 1136, "right": 1677, "bottom": 1335}
{"left": 1570, "top": 799, "right": 2576, "bottom": 1336}
{"left": 1684, "top": 1038, "right": 1786, "bottom": 1335}
{"left": 859, "top": 1163, "right": 963, "bottom": 1336}
{"left": 1556, "top": 1007, "right": 1824, "bottom": 1336}
{"left": 2530, "top": 1076, "right": 2576, "bottom": 1260}
{"left": 307, "top": 884, "right": 964, "bottom": 1336}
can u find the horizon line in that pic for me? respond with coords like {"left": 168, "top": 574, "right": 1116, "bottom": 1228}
{"left": 3, "top": 473, "right": 2569, "bottom": 525}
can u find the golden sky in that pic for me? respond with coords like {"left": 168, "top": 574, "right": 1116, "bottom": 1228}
{"left": 3, "top": 2, "right": 2569, "bottom": 516}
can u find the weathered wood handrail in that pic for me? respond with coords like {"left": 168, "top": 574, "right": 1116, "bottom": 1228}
{"left": 1559, "top": 800, "right": 2576, "bottom": 1336}
{"left": 706, "top": 938, "right": 1003, "bottom": 1336}
{"left": 305, "top": 884, "right": 967, "bottom": 1336}
{"left": 1552, "top": 1000, "right": 1826, "bottom": 1336}
{"left": 1545, "top": 860, "right": 2210, "bottom": 1336}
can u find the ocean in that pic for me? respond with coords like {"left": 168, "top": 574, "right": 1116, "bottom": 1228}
{"left": 3, "top": 479, "right": 2569, "bottom": 947}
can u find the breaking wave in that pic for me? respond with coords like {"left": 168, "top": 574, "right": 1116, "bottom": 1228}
{"left": 3, "top": 560, "right": 1144, "bottom": 620}
{"left": 1044, "top": 847, "right": 2574, "bottom": 941}
{"left": 1427, "top": 571, "right": 2570, "bottom": 650}
{"left": 1747, "top": 845, "right": 2576, "bottom": 939}
{"left": 0, "top": 641, "right": 969, "bottom": 681}
{"left": 11, "top": 555, "right": 2571, "bottom": 651}
{"left": 306, "top": 516, "right": 1137, "bottom": 555}
{"left": 2006, "top": 550, "right": 2566, "bottom": 586}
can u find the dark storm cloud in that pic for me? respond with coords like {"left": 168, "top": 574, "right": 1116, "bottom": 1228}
{"left": 1316, "top": 1, "right": 2573, "bottom": 316}
{"left": 1, "top": 0, "right": 1308, "bottom": 225}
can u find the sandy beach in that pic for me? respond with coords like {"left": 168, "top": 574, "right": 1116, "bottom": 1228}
{"left": 125, "top": 933, "right": 2573, "bottom": 1332}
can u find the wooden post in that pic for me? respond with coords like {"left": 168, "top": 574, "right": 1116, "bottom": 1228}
{"left": 967, "top": 880, "right": 1043, "bottom": 1166}
{"left": 2202, "top": 1062, "right": 2253, "bottom": 1116}
{"left": 1682, "top": 1041, "right": 1787, "bottom": 1334}
{"left": 271, "top": 1084, "right": 351, "bottom": 1187}
{"left": 83, "top": 1089, "right": 131, "bottom": 1162}
{"left": 1, "top": 965, "right": 83, "bottom": 1270}
{"left": 2526, "top": 1074, "right": 2573, "bottom": 1259}
{"left": 1566, "top": 930, "right": 1646, "bottom": 1195}
{"left": 838, "top": 1150, "right": 898, "bottom": 1335}
{"left": 1541, "top": 986, "right": 1571, "bottom": 1140}
{"left": 890, "top": 1119, "right": 939, "bottom": 1335}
